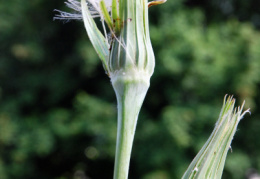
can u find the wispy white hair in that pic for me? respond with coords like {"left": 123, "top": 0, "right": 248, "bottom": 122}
{"left": 54, "top": 0, "right": 112, "bottom": 21}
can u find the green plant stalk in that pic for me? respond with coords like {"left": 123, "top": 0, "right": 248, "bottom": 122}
{"left": 56, "top": 0, "right": 166, "bottom": 178}
{"left": 109, "top": 0, "right": 155, "bottom": 178}
{"left": 80, "top": 0, "right": 154, "bottom": 178}
{"left": 81, "top": 0, "right": 155, "bottom": 178}
{"left": 111, "top": 70, "right": 150, "bottom": 179}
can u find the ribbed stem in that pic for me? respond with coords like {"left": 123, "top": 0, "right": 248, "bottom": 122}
{"left": 109, "top": 0, "right": 154, "bottom": 178}
{"left": 111, "top": 70, "right": 150, "bottom": 179}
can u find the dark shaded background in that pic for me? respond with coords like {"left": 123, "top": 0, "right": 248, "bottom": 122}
{"left": 0, "top": 0, "right": 260, "bottom": 178}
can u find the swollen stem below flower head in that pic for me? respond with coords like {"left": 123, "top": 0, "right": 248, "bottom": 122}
{"left": 111, "top": 69, "right": 150, "bottom": 179}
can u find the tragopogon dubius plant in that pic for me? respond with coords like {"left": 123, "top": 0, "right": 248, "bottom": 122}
{"left": 54, "top": 1, "right": 250, "bottom": 179}
{"left": 55, "top": 0, "right": 166, "bottom": 178}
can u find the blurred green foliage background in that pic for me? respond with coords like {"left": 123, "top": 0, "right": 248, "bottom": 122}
{"left": 0, "top": 0, "right": 260, "bottom": 178}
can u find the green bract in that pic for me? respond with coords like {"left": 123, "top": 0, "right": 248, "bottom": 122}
{"left": 80, "top": 0, "right": 156, "bottom": 78}
{"left": 81, "top": 0, "right": 110, "bottom": 73}
{"left": 182, "top": 95, "right": 250, "bottom": 179}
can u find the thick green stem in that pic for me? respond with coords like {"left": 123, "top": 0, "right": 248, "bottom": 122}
{"left": 111, "top": 70, "right": 150, "bottom": 179}
{"left": 109, "top": 0, "right": 154, "bottom": 178}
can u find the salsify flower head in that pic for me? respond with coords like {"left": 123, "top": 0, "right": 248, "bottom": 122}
{"left": 182, "top": 95, "right": 250, "bottom": 179}
{"left": 54, "top": 0, "right": 167, "bottom": 78}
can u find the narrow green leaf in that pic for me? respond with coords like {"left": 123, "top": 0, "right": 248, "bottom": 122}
{"left": 112, "top": 0, "right": 120, "bottom": 34}
{"left": 100, "top": 0, "right": 113, "bottom": 30}
{"left": 81, "top": 0, "right": 110, "bottom": 73}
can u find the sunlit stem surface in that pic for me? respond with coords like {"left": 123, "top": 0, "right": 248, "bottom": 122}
{"left": 111, "top": 70, "right": 150, "bottom": 179}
